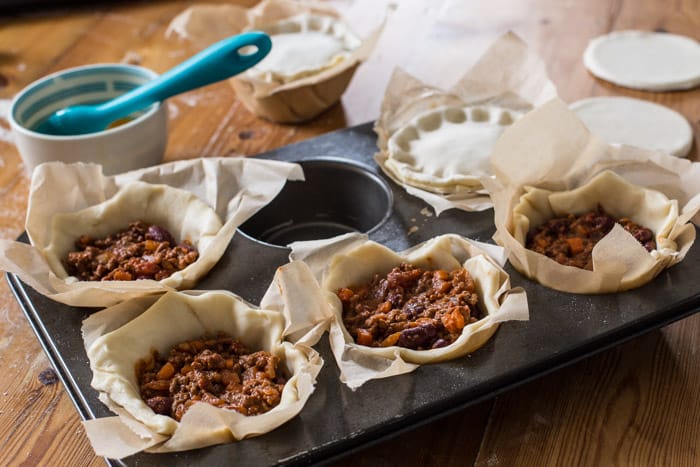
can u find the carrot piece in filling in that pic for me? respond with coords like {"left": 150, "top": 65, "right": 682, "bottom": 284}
{"left": 566, "top": 237, "right": 584, "bottom": 255}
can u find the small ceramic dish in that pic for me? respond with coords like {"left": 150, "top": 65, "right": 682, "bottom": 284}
{"left": 9, "top": 63, "right": 168, "bottom": 175}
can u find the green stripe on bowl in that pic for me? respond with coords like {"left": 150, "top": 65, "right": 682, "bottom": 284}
{"left": 21, "top": 76, "right": 58, "bottom": 99}
{"left": 113, "top": 81, "right": 140, "bottom": 92}
{"left": 21, "top": 82, "right": 107, "bottom": 122}
{"left": 62, "top": 67, "right": 150, "bottom": 80}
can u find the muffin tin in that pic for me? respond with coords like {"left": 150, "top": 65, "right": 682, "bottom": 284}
{"left": 239, "top": 159, "right": 393, "bottom": 247}
{"left": 8, "top": 122, "right": 700, "bottom": 466}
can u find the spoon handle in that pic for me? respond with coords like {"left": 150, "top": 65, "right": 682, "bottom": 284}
{"left": 96, "top": 31, "right": 272, "bottom": 118}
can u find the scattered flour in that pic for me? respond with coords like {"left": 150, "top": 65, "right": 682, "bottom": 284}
{"left": 0, "top": 304, "right": 19, "bottom": 330}
{"left": 167, "top": 101, "right": 180, "bottom": 119}
{"left": 168, "top": 50, "right": 187, "bottom": 59}
{"left": 0, "top": 99, "right": 14, "bottom": 144}
{"left": 121, "top": 51, "right": 142, "bottom": 65}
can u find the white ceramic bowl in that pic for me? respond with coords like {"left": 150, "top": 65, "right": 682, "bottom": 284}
{"left": 9, "top": 64, "right": 168, "bottom": 176}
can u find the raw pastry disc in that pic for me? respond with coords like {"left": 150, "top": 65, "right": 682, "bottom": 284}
{"left": 583, "top": 30, "right": 700, "bottom": 91}
{"left": 570, "top": 96, "right": 693, "bottom": 158}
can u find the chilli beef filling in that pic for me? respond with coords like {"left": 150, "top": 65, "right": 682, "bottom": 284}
{"left": 337, "top": 263, "right": 482, "bottom": 350}
{"left": 63, "top": 221, "right": 199, "bottom": 281}
{"left": 526, "top": 206, "right": 656, "bottom": 270}
{"left": 136, "top": 333, "right": 287, "bottom": 421}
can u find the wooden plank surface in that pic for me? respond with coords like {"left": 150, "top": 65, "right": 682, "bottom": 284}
{"left": 0, "top": 1, "right": 699, "bottom": 465}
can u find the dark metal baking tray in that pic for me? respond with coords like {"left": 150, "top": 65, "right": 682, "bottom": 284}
{"left": 7, "top": 122, "right": 700, "bottom": 466}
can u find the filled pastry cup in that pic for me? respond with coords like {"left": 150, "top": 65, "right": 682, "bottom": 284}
{"left": 0, "top": 158, "right": 303, "bottom": 307}
{"left": 384, "top": 105, "right": 523, "bottom": 194}
{"left": 42, "top": 180, "right": 222, "bottom": 289}
{"left": 317, "top": 234, "right": 527, "bottom": 383}
{"left": 85, "top": 290, "right": 322, "bottom": 451}
{"left": 505, "top": 170, "right": 694, "bottom": 293}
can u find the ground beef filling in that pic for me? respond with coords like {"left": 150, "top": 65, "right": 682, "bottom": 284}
{"left": 136, "top": 334, "right": 287, "bottom": 420}
{"left": 63, "top": 221, "right": 199, "bottom": 281}
{"left": 526, "top": 206, "right": 656, "bottom": 270}
{"left": 337, "top": 263, "right": 482, "bottom": 350}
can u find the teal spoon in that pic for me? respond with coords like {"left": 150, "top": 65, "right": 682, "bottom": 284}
{"left": 34, "top": 31, "right": 272, "bottom": 136}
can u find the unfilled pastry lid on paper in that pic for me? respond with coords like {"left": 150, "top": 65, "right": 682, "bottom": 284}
{"left": 570, "top": 96, "right": 693, "bottom": 158}
{"left": 583, "top": 30, "right": 700, "bottom": 91}
{"left": 385, "top": 105, "right": 523, "bottom": 194}
{"left": 374, "top": 31, "right": 558, "bottom": 214}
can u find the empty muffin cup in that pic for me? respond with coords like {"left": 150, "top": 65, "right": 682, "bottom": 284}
{"left": 238, "top": 159, "right": 393, "bottom": 247}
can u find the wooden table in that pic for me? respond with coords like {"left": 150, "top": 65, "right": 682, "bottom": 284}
{"left": 1, "top": 1, "right": 699, "bottom": 465}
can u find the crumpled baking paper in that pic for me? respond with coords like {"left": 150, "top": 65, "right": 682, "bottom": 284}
{"left": 81, "top": 262, "right": 323, "bottom": 458}
{"left": 484, "top": 98, "right": 700, "bottom": 293}
{"left": 374, "top": 31, "right": 558, "bottom": 214}
{"left": 0, "top": 157, "right": 302, "bottom": 306}
{"left": 279, "top": 232, "right": 529, "bottom": 390}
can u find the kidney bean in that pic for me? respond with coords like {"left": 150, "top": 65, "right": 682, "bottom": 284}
{"left": 431, "top": 339, "right": 450, "bottom": 349}
{"left": 397, "top": 323, "right": 437, "bottom": 350}
{"left": 146, "top": 396, "right": 173, "bottom": 415}
{"left": 404, "top": 300, "right": 424, "bottom": 318}
{"left": 146, "top": 224, "right": 175, "bottom": 244}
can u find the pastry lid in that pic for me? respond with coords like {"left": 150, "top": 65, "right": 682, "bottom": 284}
{"left": 384, "top": 104, "right": 523, "bottom": 194}
{"left": 374, "top": 31, "right": 557, "bottom": 214}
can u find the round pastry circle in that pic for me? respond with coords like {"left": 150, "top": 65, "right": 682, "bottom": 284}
{"left": 247, "top": 13, "right": 361, "bottom": 84}
{"left": 570, "top": 96, "right": 693, "bottom": 158}
{"left": 88, "top": 290, "right": 319, "bottom": 437}
{"left": 43, "top": 181, "right": 223, "bottom": 287}
{"left": 509, "top": 170, "right": 685, "bottom": 293}
{"left": 385, "top": 105, "right": 522, "bottom": 194}
{"left": 323, "top": 234, "right": 509, "bottom": 365}
{"left": 583, "top": 30, "right": 700, "bottom": 91}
